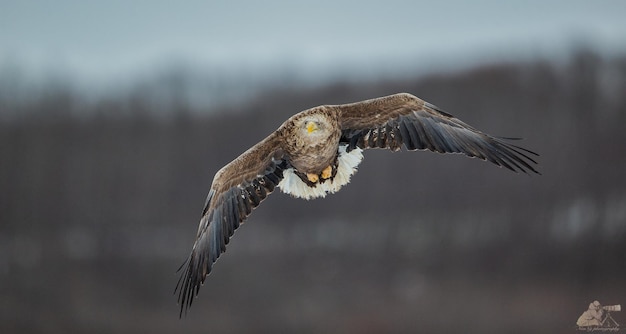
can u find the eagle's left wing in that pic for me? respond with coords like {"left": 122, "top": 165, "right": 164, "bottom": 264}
{"left": 336, "top": 93, "right": 539, "bottom": 174}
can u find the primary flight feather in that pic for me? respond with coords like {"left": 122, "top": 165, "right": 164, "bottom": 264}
{"left": 175, "top": 93, "right": 539, "bottom": 315}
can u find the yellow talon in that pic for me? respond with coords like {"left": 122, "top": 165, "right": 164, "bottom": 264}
{"left": 321, "top": 165, "right": 333, "bottom": 179}
{"left": 306, "top": 173, "right": 319, "bottom": 183}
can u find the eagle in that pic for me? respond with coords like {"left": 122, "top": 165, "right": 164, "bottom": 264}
{"left": 175, "top": 92, "right": 539, "bottom": 315}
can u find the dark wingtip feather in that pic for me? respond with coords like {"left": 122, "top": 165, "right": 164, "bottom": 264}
{"left": 174, "top": 255, "right": 195, "bottom": 318}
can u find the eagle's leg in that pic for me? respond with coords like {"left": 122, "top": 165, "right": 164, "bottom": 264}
{"left": 306, "top": 173, "right": 319, "bottom": 183}
{"left": 319, "top": 155, "right": 339, "bottom": 183}
{"left": 320, "top": 165, "right": 333, "bottom": 179}
{"left": 293, "top": 170, "right": 319, "bottom": 186}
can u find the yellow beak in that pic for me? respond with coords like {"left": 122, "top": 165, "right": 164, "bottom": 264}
{"left": 306, "top": 122, "right": 318, "bottom": 134}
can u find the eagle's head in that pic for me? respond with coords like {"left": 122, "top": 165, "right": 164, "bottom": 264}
{"left": 296, "top": 113, "right": 333, "bottom": 141}
{"left": 305, "top": 120, "right": 319, "bottom": 134}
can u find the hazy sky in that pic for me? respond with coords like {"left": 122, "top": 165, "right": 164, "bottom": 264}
{"left": 2, "top": 0, "right": 626, "bottom": 88}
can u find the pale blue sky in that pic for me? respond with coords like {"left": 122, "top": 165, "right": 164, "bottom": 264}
{"left": 1, "top": 0, "right": 625, "bottom": 91}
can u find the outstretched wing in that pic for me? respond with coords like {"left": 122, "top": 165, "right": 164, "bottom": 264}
{"left": 337, "top": 93, "right": 539, "bottom": 174}
{"left": 175, "top": 132, "right": 287, "bottom": 316}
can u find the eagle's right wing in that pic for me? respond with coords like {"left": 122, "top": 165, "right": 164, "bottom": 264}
{"left": 175, "top": 132, "right": 287, "bottom": 316}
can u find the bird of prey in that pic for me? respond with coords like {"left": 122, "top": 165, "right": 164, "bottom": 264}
{"left": 175, "top": 92, "right": 539, "bottom": 315}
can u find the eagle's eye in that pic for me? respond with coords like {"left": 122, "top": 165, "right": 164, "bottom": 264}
{"left": 306, "top": 121, "right": 319, "bottom": 134}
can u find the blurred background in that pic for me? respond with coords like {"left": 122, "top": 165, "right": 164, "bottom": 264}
{"left": 2, "top": 1, "right": 626, "bottom": 333}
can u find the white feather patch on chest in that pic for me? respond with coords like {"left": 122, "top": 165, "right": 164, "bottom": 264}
{"left": 278, "top": 145, "right": 364, "bottom": 200}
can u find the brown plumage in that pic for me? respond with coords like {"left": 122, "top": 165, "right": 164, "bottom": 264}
{"left": 175, "top": 93, "right": 539, "bottom": 315}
